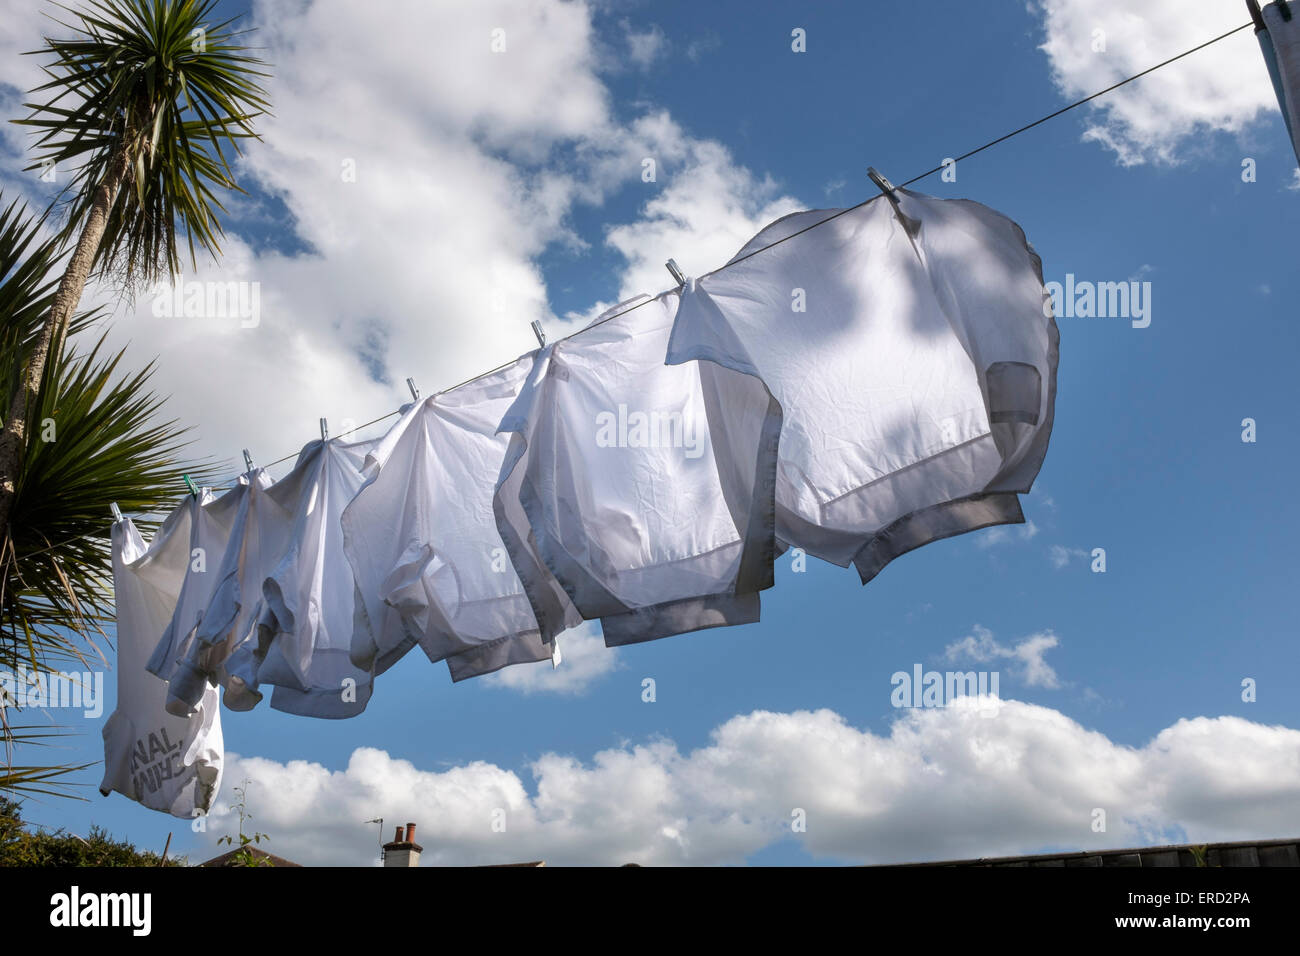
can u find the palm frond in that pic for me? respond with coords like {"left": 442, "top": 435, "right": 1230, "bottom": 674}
{"left": 13, "top": 0, "right": 272, "bottom": 285}
{"left": 0, "top": 722, "right": 92, "bottom": 799}
{"left": 0, "top": 188, "right": 218, "bottom": 798}
{"left": 5, "top": 324, "right": 221, "bottom": 673}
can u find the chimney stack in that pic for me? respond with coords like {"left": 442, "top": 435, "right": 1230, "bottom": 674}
{"left": 382, "top": 820, "right": 423, "bottom": 867}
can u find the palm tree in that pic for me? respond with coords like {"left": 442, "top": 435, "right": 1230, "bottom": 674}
{"left": 0, "top": 0, "right": 270, "bottom": 551}
{"left": 0, "top": 193, "right": 216, "bottom": 797}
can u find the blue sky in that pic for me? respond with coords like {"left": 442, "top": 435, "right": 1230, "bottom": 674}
{"left": 2, "top": 0, "right": 1298, "bottom": 866}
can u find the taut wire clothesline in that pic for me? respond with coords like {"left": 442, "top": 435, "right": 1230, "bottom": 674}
{"left": 19, "top": 20, "right": 1255, "bottom": 548}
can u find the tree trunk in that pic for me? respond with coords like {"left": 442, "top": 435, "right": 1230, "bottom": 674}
{"left": 0, "top": 143, "right": 132, "bottom": 551}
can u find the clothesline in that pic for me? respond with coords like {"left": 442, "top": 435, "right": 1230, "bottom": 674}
{"left": 248, "top": 17, "right": 1250, "bottom": 479}
{"left": 446, "top": 19, "right": 1254, "bottom": 392}
{"left": 258, "top": 410, "right": 400, "bottom": 470}
{"left": 22, "top": 19, "right": 1254, "bottom": 537}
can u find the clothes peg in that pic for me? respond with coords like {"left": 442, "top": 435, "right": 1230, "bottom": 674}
{"left": 665, "top": 258, "right": 687, "bottom": 287}
{"left": 320, "top": 418, "right": 329, "bottom": 441}
{"left": 406, "top": 377, "right": 420, "bottom": 401}
{"left": 1250, "top": 0, "right": 1292, "bottom": 26}
{"left": 868, "top": 166, "right": 902, "bottom": 211}
{"left": 242, "top": 449, "right": 255, "bottom": 472}
{"left": 1248, "top": 0, "right": 1268, "bottom": 30}
{"left": 868, "top": 166, "right": 921, "bottom": 240}
{"left": 530, "top": 320, "right": 547, "bottom": 348}
{"left": 110, "top": 502, "right": 123, "bottom": 523}
{"left": 182, "top": 474, "right": 199, "bottom": 497}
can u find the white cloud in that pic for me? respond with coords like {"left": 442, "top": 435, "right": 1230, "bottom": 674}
{"left": 599, "top": 132, "right": 803, "bottom": 303}
{"left": 1034, "top": 0, "right": 1276, "bottom": 165}
{"left": 1030, "top": 487, "right": 1056, "bottom": 511}
{"left": 0, "top": 0, "right": 808, "bottom": 479}
{"left": 977, "top": 519, "right": 1038, "bottom": 549}
{"left": 1, "top": 0, "right": 609, "bottom": 467}
{"left": 483, "top": 622, "right": 622, "bottom": 695}
{"left": 1012, "top": 633, "right": 1062, "bottom": 689}
{"left": 201, "top": 702, "right": 1300, "bottom": 866}
{"left": 943, "top": 624, "right": 1062, "bottom": 688}
{"left": 1049, "top": 544, "right": 1091, "bottom": 569}
{"left": 685, "top": 33, "right": 721, "bottom": 63}
{"left": 620, "top": 19, "right": 667, "bottom": 70}
{"left": 0, "top": 2, "right": 70, "bottom": 207}
{"left": 1288, "top": 169, "right": 1300, "bottom": 191}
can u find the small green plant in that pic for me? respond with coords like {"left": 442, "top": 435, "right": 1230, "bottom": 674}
{"left": 1188, "top": 844, "right": 1211, "bottom": 867}
{"left": 217, "top": 781, "right": 272, "bottom": 867}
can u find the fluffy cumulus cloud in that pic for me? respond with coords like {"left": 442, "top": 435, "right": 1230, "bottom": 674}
{"left": 201, "top": 702, "right": 1300, "bottom": 866}
{"left": 602, "top": 130, "right": 802, "bottom": 303}
{"left": 1033, "top": 0, "right": 1278, "bottom": 165}
{"left": 0, "top": 0, "right": 803, "bottom": 473}
{"left": 943, "top": 625, "right": 1062, "bottom": 688}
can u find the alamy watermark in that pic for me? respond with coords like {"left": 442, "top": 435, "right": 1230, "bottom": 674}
{"left": 891, "top": 663, "right": 1000, "bottom": 717}
{"left": 150, "top": 273, "right": 261, "bottom": 328}
{"left": 1043, "top": 274, "right": 1151, "bottom": 328}
{"left": 0, "top": 665, "right": 103, "bottom": 718}
{"left": 49, "top": 886, "right": 151, "bottom": 936}
{"left": 595, "top": 403, "right": 704, "bottom": 459}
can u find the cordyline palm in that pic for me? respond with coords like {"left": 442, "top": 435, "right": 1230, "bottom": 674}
{"left": 0, "top": 194, "right": 217, "bottom": 798}
{"left": 0, "top": 0, "right": 270, "bottom": 553}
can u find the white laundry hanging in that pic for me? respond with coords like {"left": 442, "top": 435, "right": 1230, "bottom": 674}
{"left": 494, "top": 291, "right": 777, "bottom": 646}
{"left": 102, "top": 511, "right": 222, "bottom": 818}
{"left": 343, "top": 358, "right": 562, "bottom": 681}
{"left": 665, "top": 186, "right": 1058, "bottom": 583}
{"left": 145, "top": 476, "right": 269, "bottom": 717}
{"left": 253, "top": 435, "right": 383, "bottom": 718}
{"left": 180, "top": 464, "right": 297, "bottom": 713}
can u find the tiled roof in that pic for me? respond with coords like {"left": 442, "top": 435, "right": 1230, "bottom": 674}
{"left": 198, "top": 846, "right": 303, "bottom": 867}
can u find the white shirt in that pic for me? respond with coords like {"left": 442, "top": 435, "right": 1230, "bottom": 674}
{"left": 255, "top": 437, "right": 380, "bottom": 718}
{"left": 495, "top": 292, "right": 776, "bottom": 645}
{"left": 145, "top": 480, "right": 263, "bottom": 717}
{"left": 343, "top": 359, "right": 559, "bottom": 681}
{"left": 667, "top": 188, "right": 1058, "bottom": 582}
{"left": 102, "top": 512, "right": 223, "bottom": 818}
{"left": 187, "top": 466, "right": 285, "bottom": 712}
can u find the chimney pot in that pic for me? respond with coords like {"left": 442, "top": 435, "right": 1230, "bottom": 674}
{"left": 382, "top": 821, "right": 422, "bottom": 867}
